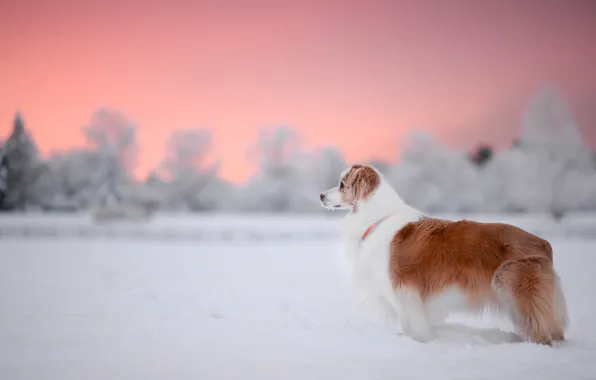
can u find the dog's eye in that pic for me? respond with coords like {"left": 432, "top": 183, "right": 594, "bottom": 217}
{"left": 339, "top": 182, "right": 345, "bottom": 189}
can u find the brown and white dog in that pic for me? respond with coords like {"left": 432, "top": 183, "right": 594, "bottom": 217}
{"left": 319, "top": 164, "right": 568, "bottom": 345}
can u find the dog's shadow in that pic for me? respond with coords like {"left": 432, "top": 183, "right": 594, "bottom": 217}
{"left": 431, "top": 323, "right": 522, "bottom": 345}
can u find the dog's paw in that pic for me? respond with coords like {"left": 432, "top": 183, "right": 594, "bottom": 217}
{"left": 409, "top": 331, "right": 435, "bottom": 343}
{"left": 401, "top": 323, "right": 435, "bottom": 343}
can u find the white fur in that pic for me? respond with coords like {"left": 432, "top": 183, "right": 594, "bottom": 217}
{"left": 320, "top": 166, "right": 434, "bottom": 341}
{"left": 553, "top": 274, "right": 569, "bottom": 331}
{"left": 425, "top": 286, "right": 470, "bottom": 326}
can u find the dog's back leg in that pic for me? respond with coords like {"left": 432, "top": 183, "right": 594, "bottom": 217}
{"left": 550, "top": 271, "right": 568, "bottom": 341}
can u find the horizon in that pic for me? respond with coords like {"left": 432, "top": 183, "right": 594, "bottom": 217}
{"left": 1, "top": 0, "right": 595, "bottom": 183}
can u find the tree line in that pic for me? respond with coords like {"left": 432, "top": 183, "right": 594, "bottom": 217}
{"left": 1, "top": 87, "right": 595, "bottom": 216}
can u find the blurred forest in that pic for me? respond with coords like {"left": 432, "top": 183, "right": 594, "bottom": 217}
{"left": 1, "top": 87, "right": 595, "bottom": 216}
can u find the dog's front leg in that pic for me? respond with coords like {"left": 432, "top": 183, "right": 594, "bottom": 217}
{"left": 386, "top": 286, "right": 434, "bottom": 342}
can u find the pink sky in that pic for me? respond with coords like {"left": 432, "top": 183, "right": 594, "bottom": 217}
{"left": 1, "top": 0, "right": 595, "bottom": 183}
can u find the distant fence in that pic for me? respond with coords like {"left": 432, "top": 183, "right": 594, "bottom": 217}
{"left": 0, "top": 213, "right": 596, "bottom": 241}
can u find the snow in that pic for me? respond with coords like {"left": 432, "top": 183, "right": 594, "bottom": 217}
{"left": 2, "top": 212, "right": 596, "bottom": 240}
{"left": 0, "top": 215, "right": 595, "bottom": 379}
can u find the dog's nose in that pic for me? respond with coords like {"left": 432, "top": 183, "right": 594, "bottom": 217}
{"left": 319, "top": 193, "right": 325, "bottom": 201}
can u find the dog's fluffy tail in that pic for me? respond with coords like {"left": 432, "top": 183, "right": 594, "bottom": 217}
{"left": 492, "top": 256, "right": 568, "bottom": 345}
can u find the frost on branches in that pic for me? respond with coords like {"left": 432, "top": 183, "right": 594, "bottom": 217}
{"left": 79, "top": 108, "right": 155, "bottom": 221}
{"left": 241, "top": 126, "right": 311, "bottom": 213}
{"left": 80, "top": 108, "right": 139, "bottom": 208}
{"left": 240, "top": 127, "right": 350, "bottom": 213}
{"left": 493, "top": 88, "right": 596, "bottom": 216}
{"left": 388, "top": 131, "right": 481, "bottom": 213}
{"left": 157, "top": 129, "right": 222, "bottom": 212}
{"left": 36, "top": 149, "right": 108, "bottom": 211}
{"left": 314, "top": 146, "right": 347, "bottom": 191}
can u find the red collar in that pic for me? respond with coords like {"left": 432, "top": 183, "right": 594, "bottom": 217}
{"left": 361, "top": 216, "right": 389, "bottom": 241}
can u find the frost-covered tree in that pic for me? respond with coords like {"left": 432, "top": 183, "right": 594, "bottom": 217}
{"left": 388, "top": 131, "right": 481, "bottom": 213}
{"left": 242, "top": 126, "right": 315, "bottom": 212}
{"left": 0, "top": 113, "right": 44, "bottom": 210}
{"left": 313, "top": 146, "right": 347, "bottom": 191}
{"left": 159, "top": 129, "right": 221, "bottom": 211}
{"left": 82, "top": 108, "right": 138, "bottom": 207}
{"left": 480, "top": 145, "right": 529, "bottom": 213}
{"left": 35, "top": 149, "right": 106, "bottom": 211}
{"left": 521, "top": 87, "right": 584, "bottom": 154}
{"left": 508, "top": 87, "right": 596, "bottom": 216}
{"left": 128, "top": 170, "right": 167, "bottom": 212}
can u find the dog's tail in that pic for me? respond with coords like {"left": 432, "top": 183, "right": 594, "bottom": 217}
{"left": 492, "top": 256, "right": 568, "bottom": 345}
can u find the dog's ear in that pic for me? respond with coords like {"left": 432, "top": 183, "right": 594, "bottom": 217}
{"left": 349, "top": 165, "right": 379, "bottom": 201}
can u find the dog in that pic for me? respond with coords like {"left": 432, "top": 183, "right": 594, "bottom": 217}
{"left": 319, "top": 164, "right": 568, "bottom": 345}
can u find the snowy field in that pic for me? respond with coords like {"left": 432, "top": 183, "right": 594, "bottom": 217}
{"left": 1, "top": 215, "right": 595, "bottom": 380}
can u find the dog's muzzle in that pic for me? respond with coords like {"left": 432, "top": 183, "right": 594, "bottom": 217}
{"left": 319, "top": 192, "right": 341, "bottom": 209}
{"left": 319, "top": 192, "right": 331, "bottom": 207}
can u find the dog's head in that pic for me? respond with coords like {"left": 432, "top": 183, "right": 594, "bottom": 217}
{"left": 319, "top": 164, "right": 380, "bottom": 211}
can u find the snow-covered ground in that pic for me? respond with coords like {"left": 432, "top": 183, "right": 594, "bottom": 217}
{"left": 1, "top": 212, "right": 596, "bottom": 240}
{"left": 0, "top": 215, "right": 595, "bottom": 379}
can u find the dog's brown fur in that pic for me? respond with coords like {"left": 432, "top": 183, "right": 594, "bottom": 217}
{"left": 389, "top": 216, "right": 567, "bottom": 345}
{"left": 339, "top": 165, "right": 380, "bottom": 210}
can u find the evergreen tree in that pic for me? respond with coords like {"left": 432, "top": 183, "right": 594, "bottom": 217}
{"left": 0, "top": 146, "right": 8, "bottom": 206}
{"left": 0, "top": 113, "right": 42, "bottom": 210}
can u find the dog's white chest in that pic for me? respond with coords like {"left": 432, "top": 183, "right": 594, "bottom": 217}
{"left": 342, "top": 230, "right": 394, "bottom": 296}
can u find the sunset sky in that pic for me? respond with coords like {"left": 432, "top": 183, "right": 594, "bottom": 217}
{"left": 1, "top": 0, "right": 595, "bottom": 183}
